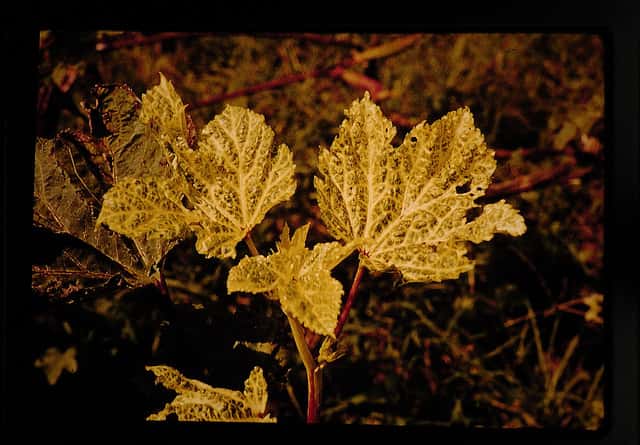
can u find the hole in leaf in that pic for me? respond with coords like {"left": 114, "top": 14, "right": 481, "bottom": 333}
{"left": 456, "top": 180, "right": 472, "bottom": 194}
{"left": 465, "top": 207, "right": 482, "bottom": 223}
{"left": 410, "top": 136, "right": 417, "bottom": 143}
{"left": 181, "top": 194, "right": 194, "bottom": 210}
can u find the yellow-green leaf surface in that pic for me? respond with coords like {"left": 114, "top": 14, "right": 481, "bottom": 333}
{"left": 315, "top": 93, "right": 526, "bottom": 283}
{"left": 146, "top": 365, "right": 276, "bottom": 422}
{"left": 99, "top": 74, "right": 296, "bottom": 260}
{"left": 227, "top": 223, "right": 354, "bottom": 336}
{"left": 89, "top": 84, "right": 181, "bottom": 269}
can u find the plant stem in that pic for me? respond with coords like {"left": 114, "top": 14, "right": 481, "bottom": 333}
{"left": 244, "top": 232, "right": 260, "bottom": 256}
{"left": 334, "top": 263, "right": 366, "bottom": 339}
{"left": 243, "top": 230, "right": 321, "bottom": 423}
{"left": 95, "top": 32, "right": 208, "bottom": 51}
{"left": 286, "top": 313, "right": 320, "bottom": 423}
{"left": 156, "top": 257, "right": 169, "bottom": 297}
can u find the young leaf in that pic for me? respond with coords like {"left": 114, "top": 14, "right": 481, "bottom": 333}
{"left": 146, "top": 365, "right": 276, "bottom": 422}
{"left": 227, "top": 223, "right": 354, "bottom": 337}
{"left": 314, "top": 93, "right": 526, "bottom": 283}
{"left": 99, "top": 74, "right": 297, "bottom": 260}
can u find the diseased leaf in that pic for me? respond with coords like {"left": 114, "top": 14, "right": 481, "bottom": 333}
{"left": 146, "top": 365, "right": 276, "bottom": 422}
{"left": 34, "top": 138, "right": 148, "bottom": 285}
{"left": 99, "top": 74, "right": 296, "bottom": 260}
{"left": 34, "top": 347, "right": 78, "bottom": 385}
{"left": 227, "top": 223, "right": 355, "bottom": 336}
{"left": 88, "top": 83, "right": 182, "bottom": 268}
{"left": 96, "top": 176, "right": 190, "bottom": 243}
{"left": 314, "top": 93, "right": 526, "bottom": 283}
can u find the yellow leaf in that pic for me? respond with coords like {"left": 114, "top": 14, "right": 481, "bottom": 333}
{"left": 315, "top": 93, "right": 526, "bottom": 283}
{"left": 227, "top": 223, "right": 355, "bottom": 336}
{"left": 146, "top": 365, "right": 276, "bottom": 423}
{"left": 98, "top": 74, "right": 296, "bottom": 260}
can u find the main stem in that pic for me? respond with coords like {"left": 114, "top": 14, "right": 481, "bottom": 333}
{"left": 287, "top": 313, "right": 320, "bottom": 423}
{"left": 244, "top": 231, "right": 320, "bottom": 423}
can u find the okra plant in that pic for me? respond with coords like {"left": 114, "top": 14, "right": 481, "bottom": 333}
{"left": 36, "top": 73, "right": 525, "bottom": 423}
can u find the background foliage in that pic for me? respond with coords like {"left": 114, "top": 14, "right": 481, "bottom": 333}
{"left": 32, "top": 31, "right": 604, "bottom": 428}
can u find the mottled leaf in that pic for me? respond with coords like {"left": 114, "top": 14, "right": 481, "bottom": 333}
{"left": 100, "top": 74, "right": 296, "bottom": 260}
{"left": 146, "top": 365, "right": 276, "bottom": 422}
{"left": 315, "top": 93, "right": 526, "bottom": 283}
{"left": 227, "top": 223, "right": 355, "bottom": 336}
{"left": 88, "top": 83, "right": 181, "bottom": 268}
{"left": 97, "top": 176, "right": 190, "bottom": 243}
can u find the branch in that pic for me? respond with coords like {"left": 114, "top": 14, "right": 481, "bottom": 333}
{"left": 255, "top": 32, "right": 365, "bottom": 48}
{"left": 31, "top": 265, "right": 115, "bottom": 281}
{"left": 244, "top": 232, "right": 260, "bottom": 256}
{"left": 95, "top": 32, "right": 208, "bottom": 52}
{"left": 504, "top": 297, "right": 593, "bottom": 328}
{"left": 485, "top": 157, "right": 584, "bottom": 199}
{"left": 191, "top": 34, "right": 421, "bottom": 109}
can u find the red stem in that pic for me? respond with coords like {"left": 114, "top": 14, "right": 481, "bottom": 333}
{"left": 192, "top": 64, "right": 353, "bottom": 109}
{"left": 307, "top": 371, "right": 318, "bottom": 423}
{"left": 334, "top": 264, "right": 366, "bottom": 339}
{"left": 191, "top": 34, "right": 421, "bottom": 109}
{"left": 96, "top": 32, "right": 208, "bottom": 51}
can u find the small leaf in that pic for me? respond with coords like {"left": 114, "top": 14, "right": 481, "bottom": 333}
{"left": 146, "top": 365, "right": 276, "bottom": 422}
{"left": 318, "top": 337, "right": 347, "bottom": 364}
{"left": 233, "top": 341, "right": 278, "bottom": 355}
{"left": 34, "top": 347, "right": 78, "bottom": 385}
{"left": 315, "top": 93, "right": 526, "bottom": 283}
{"left": 228, "top": 223, "right": 355, "bottom": 336}
{"left": 583, "top": 292, "right": 603, "bottom": 324}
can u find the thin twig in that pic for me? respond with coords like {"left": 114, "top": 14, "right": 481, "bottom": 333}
{"left": 544, "top": 335, "right": 579, "bottom": 406}
{"left": 528, "top": 302, "right": 549, "bottom": 388}
{"left": 286, "top": 380, "right": 305, "bottom": 420}
{"left": 256, "top": 32, "right": 365, "bottom": 48}
{"left": 485, "top": 157, "right": 578, "bottom": 198}
{"left": 191, "top": 34, "right": 421, "bottom": 109}
{"left": 31, "top": 265, "right": 114, "bottom": 281}
{"left": 244, "top": 232, "right": 260, "bottom": 256}
{"left": 504, "top": 297, "right": 589, "bottom": 328}
{"left": 96, "top": 32, "right": 209, "bottom": 52}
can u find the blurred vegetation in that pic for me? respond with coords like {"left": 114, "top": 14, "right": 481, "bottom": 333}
{"left": 32, "top": 31, "right": 604, "bottom": 428}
